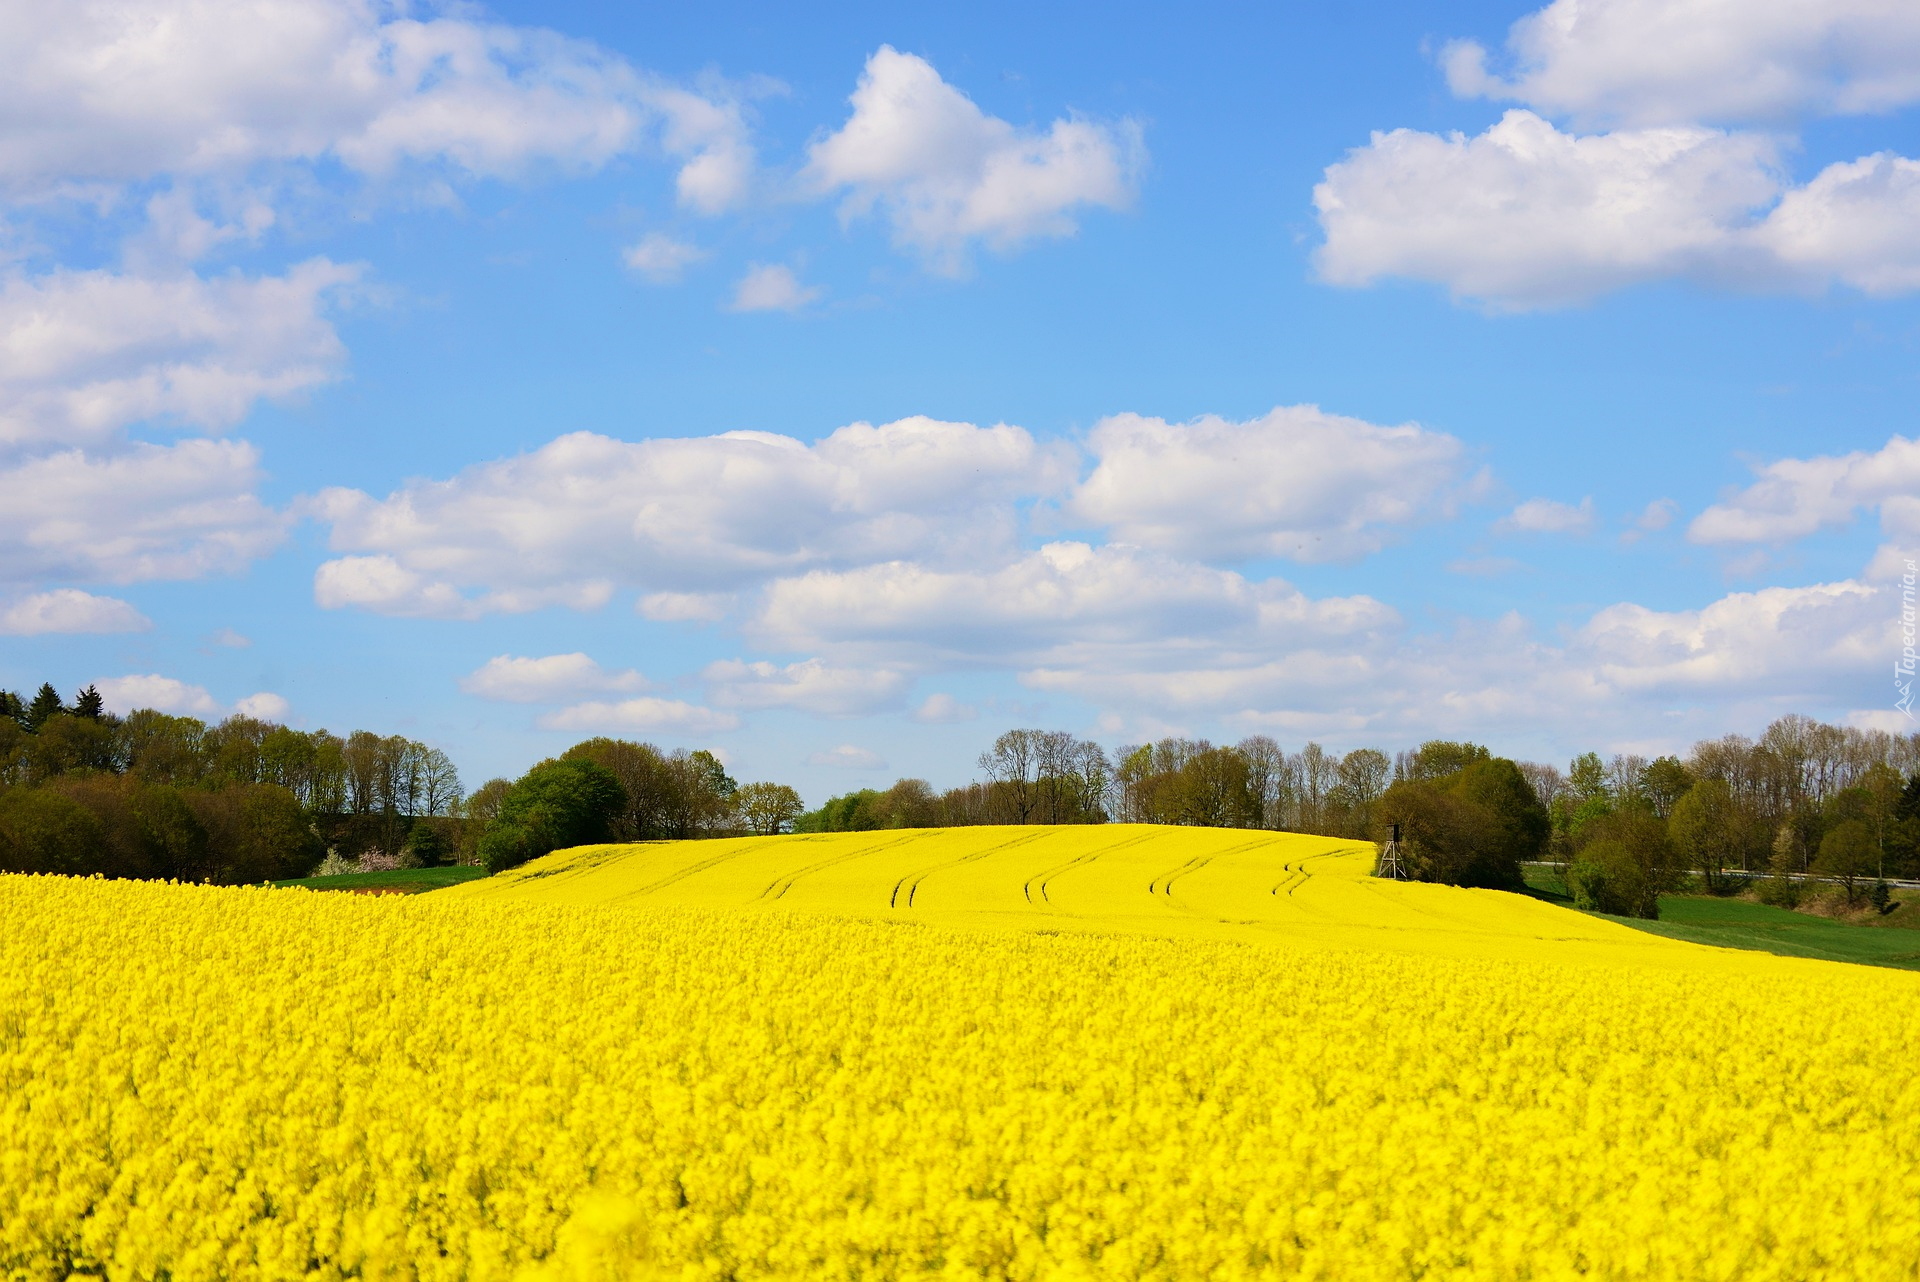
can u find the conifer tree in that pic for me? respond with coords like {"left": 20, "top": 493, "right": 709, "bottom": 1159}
{"left": 24, "top": 683, "right": 63, "bottom": 732}
{"left": 72, "top": 685, "right": 104, "bottom": 720}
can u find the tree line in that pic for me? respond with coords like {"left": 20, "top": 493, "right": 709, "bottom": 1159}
{"left": 800, "top": 718, "right": 1920, "bottom": 915}
{"left": 0, "top": 682, "right": 465, "bottom": 883}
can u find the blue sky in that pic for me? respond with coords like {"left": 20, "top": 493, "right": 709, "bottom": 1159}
{"left": 2, "top": 0, "right": 1917, "bottom": 800}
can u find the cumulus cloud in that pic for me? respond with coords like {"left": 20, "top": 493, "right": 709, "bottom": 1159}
{"left": 0, "top": 0, "right": 753, "bottom": 199}
{"left": 0, "top": 589, "right": 150, "bottom": 635}
{"left": 233, "top": 692, "right": 290, "bottom": 720}
{"left": 93, "top": 674, "right": 222, "bottom": 717}
{"left": 311, "top": 554, "right": 612, "bottom": 619}
{"left": 806, "top": 744, "right": 884, "bottom": 769}
{"left": 1321, "top": 5, "right": 1920, "bottom": 306}
{"left": 1069, "top": 406, "right": 1473, "bottom": 562}
{"left": 461, "top": 653, "right": 648, "bottom": 703}
{"left": 804, "top": 46, "right": 1140, "bottom": 271}
{"left": 1500, "top": 496, "right": 1595, "bottom": 534}
{"left": 704, "top": 657, "right": 908, "bottom": 716}
{"left": 911, "top": 692, "right": 978, "bottom": 724}
{"left": 537, "top": 697, "right": 739, "bottom": 736}
{"left": 1579, "top": 579, "right": 1883, "bottom": 693}
{"left": 1314, "top": 112, "right": 1783, "bottom": 308}
{"left": 729, "top": 264, "right": 822, "bottom": 312}
{"left": 1689, "top": 434, "right": 1920, "bottom": 545}
{"left": 0, "top": 260, "right": 358, "bottom": 449}
{"left": 90, "top": 675, "right": 288, "bottom": 720}
{"left": 638, "top": 591, "right": 730, "bottom": 622}
{"left": 753, "top": 541, "right": 1396, "bottom": 668}
{"left": 310, "top": 417, "right": 1068, "bottom": 614}
{"left": 623, "top": 233, "right": 706, "bottom": 283}
{"left": 1017, "top": 571, "right": 1891, "bottom": 746}
{"left": 0, "top": 438, "right": 286, "bottom": 583}
{"left": 1442, "top": 0, "right": 1920, "bottom": 128}
{"left": 1751, "top": 152, "right": 1920, "bottom": 296}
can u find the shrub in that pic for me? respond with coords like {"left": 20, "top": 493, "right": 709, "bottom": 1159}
{"left": 1569, "top": 839, "right": 1659, "bottom": 918}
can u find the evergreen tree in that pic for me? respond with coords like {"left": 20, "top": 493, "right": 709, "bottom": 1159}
{"left": 24, "top": 683, "right": 63, "bottom": 733}
{"left": 72, "top": 685, "right": 104, "bottom": 720}
{"left": 0, "top": 690, "right": 22, "bottom": 726}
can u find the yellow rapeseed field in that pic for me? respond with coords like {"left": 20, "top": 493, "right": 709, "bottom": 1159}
{"left": 5, "top": 825, "right": 1920, "bottom": 1281}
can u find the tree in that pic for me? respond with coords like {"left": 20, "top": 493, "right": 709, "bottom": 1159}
{"left": 1814, "top": 819, "right": 1876, "bottom": 903}
{"left": 1567, "top": 752, "right": 1610, "bottom": 804}
{"left": 736, "top": 782, "right": 804, "bottom": 835}
{"left": 0, "top": 788, "right": 107, "bottom": 875}
{"left": 1641, "top": 756, "right": 1693, "bottom": 818}
{"left": 1669, "top": 778, "right": 1741, "bottom": 893}
{"left": 479, "top": 759, "right": 627, "bottom": 874}
{"left": 24, "top": 683, "right": 63, "bottom": 733}
{"left": 978, "top": 731, "right": 1040, "bottom": 824}
{"left": 71, "top": 685, "right": 104, "bottom": 720}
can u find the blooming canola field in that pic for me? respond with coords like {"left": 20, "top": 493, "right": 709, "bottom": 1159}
{"left": 6, "top": 826, "right": 1920, "bottom": 1281}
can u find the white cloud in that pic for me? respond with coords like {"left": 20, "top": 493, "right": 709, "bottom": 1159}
{"left": 638, "top": 591, "right": 730, "bottom": 622}
{"left": 729, "top": 263, "right": 822, "bottom": 313}
{"left": 623, "top": 233, "right": 706, "bottom": 283}
{"left": 0, "top": 589, "right": 150, "bottom": 635}
{"left": 537, "top": 697, "right": 739, "bottom": 736}
{"left": 753, "top": 541, "right": 1396, "bottom": 668}
{"left": 1634, "top": 499, "right": 1678, "bottom": 532}
{"left": 0, "top": 260, "right": 358, "bottom": 448}
{"left": 910, "top": 692, "right": 977, "bottom": 724}
{"left": 0, "top": 0, "right": 752, "bottom": 198}
{"left": 704, "top": 657, "right": 908, "bottom": 716}
{"left": 1314, "top": 111, "right": 1782, "bottom": 308}
{"left": 1500, "top": 496, "right": 1595, "bottom": 534}
{"left": 1442, "top": 0, "right": 1920, "bottom": 128}
{"left": 93, "top": 674, "right": 220, "bottom": 717}
{"left": 804, "top": 46, "right": 1140, "bottom": 271}
{"left": 0, "top": 438, "right": 286, "bottom": 582}
{"left": 1017, "top": 572, "right": 1890, "bottom": 745}
{"left": 460, "top": 653, "right": 648, "bottom": 704}
{"left": 208, "top": 627, "right": 252, "bottom": 648}
{"left": 310, "top": 418, "right": 1067, "bottom": 613}
{"left": 1689, "top": 434, "right": 1920, "bottom": 545}
{"left": 1579, "top": 579, "right": 1883, "bottom": 693}
{"left": 233, "top": 692, "right": 289, "bottom": 721}
{"left": 1750, "top": 152, "right": 1920, "bottom": 296}
{"left": 311, "top": 554, "right": 612, "bottom": 619}
{"left": 806, "top": 744, "right": 884, "bottom": 769}
{"left": 1068, "top": 406, "right": 1472, "bottom": 562}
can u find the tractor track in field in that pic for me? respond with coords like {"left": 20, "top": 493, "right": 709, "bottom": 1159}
{"left": 891, "top": 830, "right": 1055, "bottom": 909}
{"left": 1022, "top": 831, "right": 1161, "bottom": 905}
{"left": 760, "top": 832, "right": 933, "bottom": 902}
{"left": 627, "top": 838, "right": 789, "bottom": 897}
{"left": 1149, "top": 837, "right": 1275, "bottom": 901}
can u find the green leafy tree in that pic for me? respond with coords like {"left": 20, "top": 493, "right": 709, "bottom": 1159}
{"left": 1668, "top": 778, "right": 1742, "bottom": 893}
{"left": 0, "top": 788, "right": 106, "bottom": 875}
{"left": 1814, "top": 819, "right": 1876, "bottom": 904}
{"left": 479, "top": 759, "right": 627, "bottom": 874}
{"left": 1569, "top": 839, "right": 1659, "bottom": 918}
{"left": 736, "top": 782, "right": 805, "bottom": 835}
{"left": 1641, "top": 756, "right": 1693, "bottom": 818}
{"left": 1567, "top": 752, "right": 1610, "bottom": 804}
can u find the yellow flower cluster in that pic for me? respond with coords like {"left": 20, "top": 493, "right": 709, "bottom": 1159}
{"left": 4, "top": 826, "right": 1919, "bottom": 1281}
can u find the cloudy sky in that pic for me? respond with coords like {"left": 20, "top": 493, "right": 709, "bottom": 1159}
{"left": 2, "top": 0, "right": 1916, "bottom": 797}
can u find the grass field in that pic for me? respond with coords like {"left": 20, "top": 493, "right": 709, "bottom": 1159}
{"left": 8, "top": 826, "right": 1920, "bottom": 1281}
{"left": 1523, "top": 864, "right": 1920, "bottom": 971}
{"left": 271, "top": 865, "right": 488, "bottom": 895}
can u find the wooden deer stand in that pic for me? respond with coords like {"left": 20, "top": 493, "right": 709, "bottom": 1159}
{"left": 1374, "top": 822, "right": 1411, "bottom": 881}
